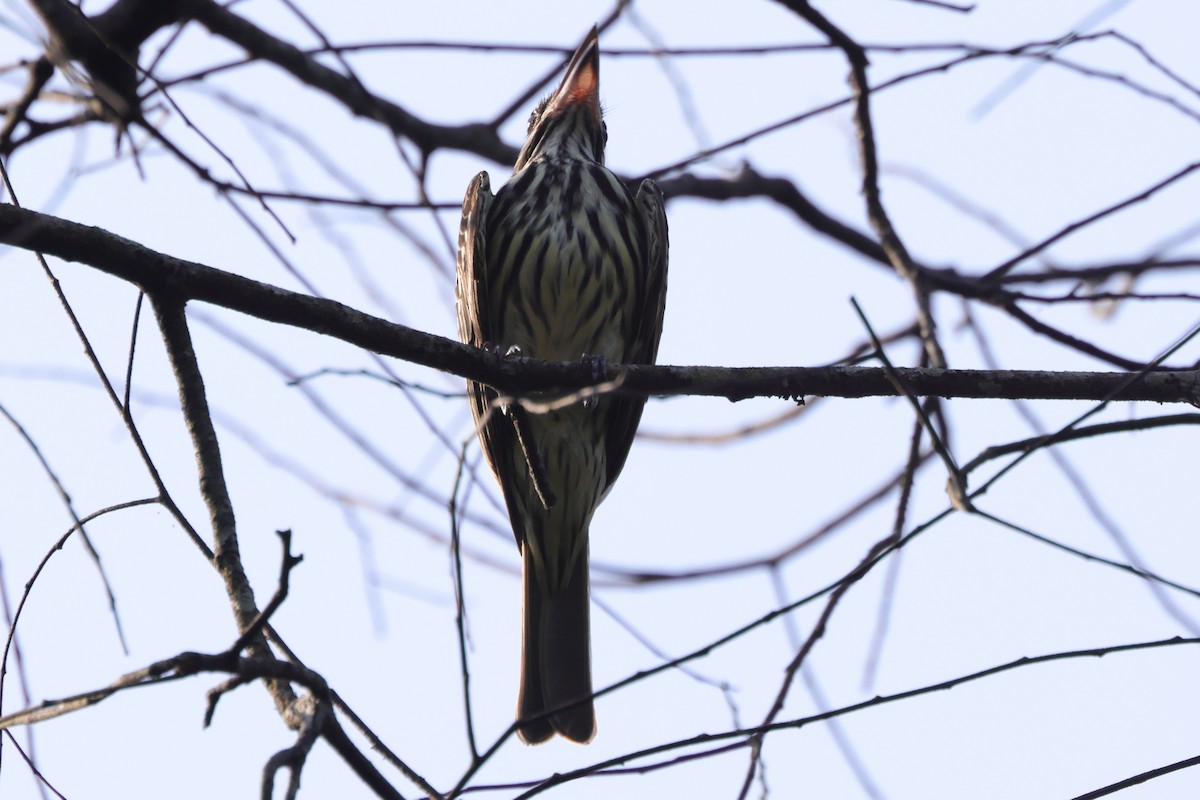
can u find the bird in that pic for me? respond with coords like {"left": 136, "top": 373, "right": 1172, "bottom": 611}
{"left": 456, "top": 26, "right": 668, "bottom": 744}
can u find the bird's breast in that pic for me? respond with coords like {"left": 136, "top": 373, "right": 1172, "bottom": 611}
{"left": 488, "top": 159, "right": 644, "bottom": 362}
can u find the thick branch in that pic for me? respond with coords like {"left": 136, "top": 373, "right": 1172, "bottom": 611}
{"left": 655, "top": 168, "right": 1161, "bottom": 370}
{"left": 151, "top": 297, "right": 297, "bottom": 717}
{"left": 660, "top": 166, "right": 887, "bottom": 267}
{"left": 189, "top": 0, "right": 518, "bottom": 164}
{"left": 1, "top": 204, "right": 1196, "bottom": 403}
{"left": 28, "top": 0, "right": 192, "bottom": 119}
{"left": 775, "top": 0, "right": 945, "bottom": 368}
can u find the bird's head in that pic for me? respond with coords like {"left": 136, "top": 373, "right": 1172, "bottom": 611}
{"left": 513, "top": 27, "right": 607, "bottom": 171}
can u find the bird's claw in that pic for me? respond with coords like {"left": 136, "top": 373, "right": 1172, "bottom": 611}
{"left": 479, "top": 343, "right": 524, "bottom": 416}
{"left": 580, "top": 353, "right": 607, "bottom": 410}
{"left": 581, "top": 353, "right": 607, "bottom": 381}
{"left": 480, "top": 341, "right": 522, "bottom": 359}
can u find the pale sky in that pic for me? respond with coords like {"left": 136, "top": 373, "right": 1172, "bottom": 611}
{"left": 2, "top": 2, "right": 1199, "bottom": 798}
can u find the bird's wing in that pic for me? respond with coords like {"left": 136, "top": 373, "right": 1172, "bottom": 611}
{"left": 602, "top": 178, "right": 669, "bottom": 493}
{"left": 633, "top": 178, "right": 669, "bottom": 366}
{"left": 457, "top": 171, "right": 493, "bottom": 350}
{"left": 458, "top": 171, "right": 528, "bottom": 538}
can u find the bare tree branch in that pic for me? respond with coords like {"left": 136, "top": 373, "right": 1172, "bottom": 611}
{"left": 2, "top": 204, "right": 1196, "bottom": 403}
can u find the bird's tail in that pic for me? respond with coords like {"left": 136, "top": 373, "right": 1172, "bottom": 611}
{"left": 517, "top": 533, "right": 595, "bottom": 744}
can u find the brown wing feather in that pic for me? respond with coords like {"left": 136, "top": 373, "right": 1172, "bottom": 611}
{"left": 457, "top": 171, "right": 492, "bottom": 349}
{"left": 601, "top": 178, "right": 669, "bottom": 494}
{"left": 457, "top": 171, "right": 530, "bottom": 545}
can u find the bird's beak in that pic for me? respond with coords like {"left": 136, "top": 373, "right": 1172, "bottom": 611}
{"left": 546, "top": 27, "right": 601, "bottom": 123}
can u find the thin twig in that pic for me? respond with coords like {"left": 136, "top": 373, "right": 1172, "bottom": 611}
{"left": 449, "top": 438, "right": 480, "bottom": 761}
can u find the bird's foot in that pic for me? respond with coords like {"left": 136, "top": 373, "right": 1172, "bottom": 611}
{"left": 479, "top": 341, "right": 519, "bottom": 358}
{"left": 580, "top": 353, "right": 607, "bottom": 410}
{"left": 480, "top": 343, "right": 523, "bottom": 415}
